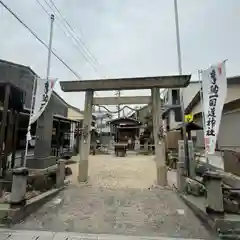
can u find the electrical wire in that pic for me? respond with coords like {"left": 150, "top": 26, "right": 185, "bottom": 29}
{"left": 36, "top": 0, "right": 50, "bottom": 16}
{"left": 36, "top": 0, "right": 98, "bottom": 96}
{"left": 0, "top": 0, "right": 81, "bottom": 79}
{"left": 48, "top": 0, "right": 99, "bottom": 66}
{"left": 43, "top": 0, "right": 102, "bottom": 75}
{"left": 37, "top": 0, "right": 93, "bottom": 67}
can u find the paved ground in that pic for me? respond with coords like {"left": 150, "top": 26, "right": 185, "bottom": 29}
{"left": 0, "top": 229, "right": 206, "bottom": 240}
{"left": 11, "top": 154, "right": 213, "bottom": 239}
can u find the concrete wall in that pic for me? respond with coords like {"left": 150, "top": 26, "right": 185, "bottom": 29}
{"left": 100, "top": 135, "right": 112, "bottom": 146}
{"left": 218, "top": 109, "right": 240, "bottom": 151}
{"left": 194, "top": 110, "right": 240, "bottom": 151}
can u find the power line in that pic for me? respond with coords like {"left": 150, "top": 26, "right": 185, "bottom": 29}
{"left": 48, "top": 0, "right": 99, "bottom": 66}
{"left": 36, "top": 0, "right": 50, "bottom": 16}
{"left": 34, "top": 0, "right": 100, "bottom": 96}
{"left": 36, "top": 0, "right": 91, "bottom": 64}
{"left": 0, "top": 0, "right": 81, "bottom": 79}
{"left": 41, "top": 0, "right": 102, "bottom": 75}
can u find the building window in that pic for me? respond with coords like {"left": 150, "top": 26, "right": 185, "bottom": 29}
{"left": 172, "top": 89, "right": 180, "bottom": 105}
{"left": 174, "top": 108, "right": 182, "bottom": 122}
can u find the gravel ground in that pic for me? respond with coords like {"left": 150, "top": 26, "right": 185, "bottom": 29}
{"left": 12, "top": 154, "right": 213, "bottom": 239}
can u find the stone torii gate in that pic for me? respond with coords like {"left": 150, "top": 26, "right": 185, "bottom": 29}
{"left": 60, "top": 75, "right": 190, "bottom": 186}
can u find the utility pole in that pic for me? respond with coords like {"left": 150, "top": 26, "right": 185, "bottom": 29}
{"left": 174, "top": 0, "right": 189, "bottom": 175}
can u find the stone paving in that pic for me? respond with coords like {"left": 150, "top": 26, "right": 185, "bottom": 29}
{"left": 11, "top": 155, "right": 213, "bottom": 239}
{"left": 0, "top": 229, "right": 206, "bottom": 240}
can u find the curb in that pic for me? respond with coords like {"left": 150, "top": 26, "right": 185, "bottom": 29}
{"left": 176, "top": 190, "right": 240, "bottom": 239}
{"left": 1, "top": 180, "right": 69, "bottom": 226}
{"left": 173, "top": 186, "right": 219, "bottom": 238}
{"left": 178, "top": 193, "right": 216, "bottom": 231}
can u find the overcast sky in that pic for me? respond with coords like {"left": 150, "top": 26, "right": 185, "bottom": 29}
{"left": 1, "top": 0, "right": 239, "bottom": 111}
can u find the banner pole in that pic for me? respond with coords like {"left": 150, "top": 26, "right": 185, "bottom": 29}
{"left": 198, "top": 70, "right": 209, "bottom": 163}
{"left": 23, "top": 14, "right": 55, "bottom": 167}
{"left": 23, "top": 76, "right": 37, "bottom": 167}
{"left": 46, "top": 14, "right": 55, "bottom": 81}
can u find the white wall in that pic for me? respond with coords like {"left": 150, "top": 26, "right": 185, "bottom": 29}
{"left": 169, "top": 110, "right": 179, "bottom": 129}
{"left": 182, "top": 82, "right": 201, "bottom": 110}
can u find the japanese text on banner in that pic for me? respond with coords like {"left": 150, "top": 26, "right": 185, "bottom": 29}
{"left": 202, "top": 61, "right": 227, "bottom": 154}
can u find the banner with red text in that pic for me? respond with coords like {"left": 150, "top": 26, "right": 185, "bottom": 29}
{"left": 29, "top": 77, "right": 57, "bottom": 125}
{"left": 202, "top": 61, "right": 227, "bottom": 154}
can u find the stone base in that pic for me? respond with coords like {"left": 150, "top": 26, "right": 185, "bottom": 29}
{"left": 78, "top": 161, "right": 88, "bottom": 182}
{"left": 26, "top": 156, "right": 57, "bottom": 169}
{"left": 56, "top": 160, "right": 65, "bottom": 188}
{"left": 10, "top": 168, "right": 28, "bottom": 205}
{"left": 116, "top": 151, "right": 126, "bottom": 157}
{"left": 156, "top": 165, "right": 167, "bottom": 186}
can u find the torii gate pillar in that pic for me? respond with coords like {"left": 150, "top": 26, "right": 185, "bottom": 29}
{"left": 152, "top": 88, "right": 167, "bottom": 186}
{"left": 78, "top": 90, "right": 93, "bottom": 182}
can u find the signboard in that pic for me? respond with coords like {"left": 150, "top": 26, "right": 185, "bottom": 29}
{"left": 184, "top": 114, "right": 193, "bottom": 123}
{"left": 202, "top": 61, "right": 227, "bottom": 154}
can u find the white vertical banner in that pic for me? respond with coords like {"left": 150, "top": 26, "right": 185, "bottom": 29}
{"left": 202, "top": 61, "right": 227, "bottom": 154}
{"left": 29, "top": 77, "right": 57, "bottom": 125}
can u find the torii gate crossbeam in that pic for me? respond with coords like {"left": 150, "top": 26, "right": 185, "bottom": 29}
{"left": 60, "top": 75, "right": 191, "bottom": 186}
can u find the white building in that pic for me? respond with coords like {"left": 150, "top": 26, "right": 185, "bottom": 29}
{"left": 161, "top": 88, "right": 182, "bottom": 130}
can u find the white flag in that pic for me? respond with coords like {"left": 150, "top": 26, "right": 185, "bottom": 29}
{"left": 30, "top": 77, "right": 57, "bottom": 125}
{"left": 202, "top": 61, "right": 227, "bottom": 154}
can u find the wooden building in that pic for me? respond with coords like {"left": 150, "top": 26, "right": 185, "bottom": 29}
{"left": 110, "top": 117, "right": 141, "bottom": 149}
{"left": 0, "top": 59, "right": 80, "bottom": 170}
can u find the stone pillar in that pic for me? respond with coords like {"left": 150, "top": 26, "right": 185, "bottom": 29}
{"left": 10, "top": 168, "right": 28, "bottom": 205}
{"left": 151, "top": 88, "right": 167, "bottom": 186}
{"left": 34, "top": 102, "right": 55, "bottom": 169}
{"left": 177, "top": 162, "right": 185, "bottom": 192}
{"left": 203, "top": 171, "right": 224, "bottom": 214}
{"left": 144, "top": 141, "right": 148, "bottom": 151}
{"left": 78, "top": 90, "right": 93, "bottom": 182}
{"left": 188, "top": 140, "right": 196, "bottom": 178}
{"left": 177, "top": 140, "right": 186, "bottom": 192}
{"left": 56, "top": 159, "right": 65, "bottom": 187}
{"left": 134, "top": 138, "right": 140, "bottom": 151}
{"left": 178, "top": 140, "right": 185, "bottom": 163}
